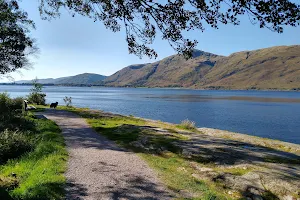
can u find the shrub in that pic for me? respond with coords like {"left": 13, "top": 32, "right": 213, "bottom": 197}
{"left": 27, "top": 92, "right": 46, "bottom": 105}
{"left": 0, "top": 93, "right": 12, "bottom": 116}
{"left": 0, "top": 93, "right": 22, "bottom": 122}
{"left": 27, "top": 78, "right": 46, "bottom": 105}
{"left": 63, "top": 96, "right": 72, "bottom": 107}
{"left": 179, "top": 119, "right": 196, "bottom": 130}
{"left": 11, "top": 97, "right": 24, "bottom": 110}
{"left": 0, "top": 130, "right": 32, "bottom": 164}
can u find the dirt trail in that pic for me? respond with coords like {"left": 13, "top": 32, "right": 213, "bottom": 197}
{"left": 40, "top": 109, "right": 173, "bottom": 200}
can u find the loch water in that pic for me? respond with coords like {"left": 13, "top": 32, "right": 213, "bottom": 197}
{"left": 1, "top": 85, "right": 300, "bottom": 144}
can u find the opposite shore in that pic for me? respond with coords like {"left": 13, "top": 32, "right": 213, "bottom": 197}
{"left": 1, "top": 83, "right": 300, "bottom": 91}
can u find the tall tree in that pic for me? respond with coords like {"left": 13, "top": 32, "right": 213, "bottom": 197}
{"left": 38, "top": 0, "right": 300, "bottom": 58}
{"left": 0, "top": 0, "right": 36, "bottom": 75}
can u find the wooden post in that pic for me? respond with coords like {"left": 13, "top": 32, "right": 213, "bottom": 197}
{"left": 23, "top": 100, "right": 28, "bottom": 112}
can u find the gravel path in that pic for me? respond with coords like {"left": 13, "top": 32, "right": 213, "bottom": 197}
{"left": 40, "top": 109, "right": 174, "bottom": 200}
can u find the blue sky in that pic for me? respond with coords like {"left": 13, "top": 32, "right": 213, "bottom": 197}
{"left": 5, "top": 1, "right": 300, "bottom": 81}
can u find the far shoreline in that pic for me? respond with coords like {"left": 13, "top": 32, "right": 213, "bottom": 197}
{"left": 1, "top": 83, "right": 300, "bottom": 92}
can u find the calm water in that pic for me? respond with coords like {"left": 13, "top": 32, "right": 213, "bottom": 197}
{"left": 1, "top": 85, "right": 300, "bottom": 144}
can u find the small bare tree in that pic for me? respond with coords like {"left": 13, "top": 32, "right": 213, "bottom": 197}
{"left": 63, "top": 96, "right": 72, "bottom": 107}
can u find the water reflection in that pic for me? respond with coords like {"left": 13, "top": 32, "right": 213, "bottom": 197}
{"left": 142, "top": 94, "right": 300, "bottom": 103}
{"left": 1, "top": 85, "right": 300, "bottom": 144}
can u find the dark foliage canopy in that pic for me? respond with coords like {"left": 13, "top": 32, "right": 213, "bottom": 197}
{"left": 39, "top": 0, "right": 300, "bottom": 58}
{"left": 0, "top": 0, "right": 36, "bottom": 75}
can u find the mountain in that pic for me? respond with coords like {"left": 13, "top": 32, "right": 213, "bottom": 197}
{"left": 15, "top": 73, "right": 107, "bottom": 85}
{"left": 197, "top": 45, "right": 300, "bottom": 90}
{"left": 100, "top": 45, "right": 300, "bottom": 90}
{"left": 12, "top": 45, "right": 300, "bottom": 90}
{"left": 102, "top": 50, "right": 223, "bottom": 87}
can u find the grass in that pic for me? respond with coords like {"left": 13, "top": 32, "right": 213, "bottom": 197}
{"left": 55, "top": 106, "right": 231, "bottom": 200}
{"left": 212, "top": 165, "right": 254, "bottom": 176}
{"left": 35, "top": 105, "right": 299, "bottom": 200}
{"left": 177, "top": 119, "right": 196, "bottom": 130}
{"left": 140, "top": 153, "right": 227, "bottom": 200}
{"left": 0, "top": 113, "right": 67, "bottom": 200}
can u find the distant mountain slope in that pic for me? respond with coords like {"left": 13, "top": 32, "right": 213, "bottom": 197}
{"left": 13, "top": 45, "right": 300, "bottom": 90}
{"left": 101, "top": 45, "right": 300, "bottom": 90}
{"left": 55, "top": 73, "right": 107, "bottom": 85}
{"left": 198, "top": 45, "right": 300, "bottom": 90}
{"left": 16, "top": 73, "right": 107, "bottom": 85}
{"left": 103, "top": 50, "right": 223, "bottom": 87}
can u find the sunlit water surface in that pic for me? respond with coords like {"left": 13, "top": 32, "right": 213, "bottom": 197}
{"left": 1, "top": 85, "right": 300, "bottom": 144}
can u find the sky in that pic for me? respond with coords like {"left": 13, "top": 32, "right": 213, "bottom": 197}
{"left": 3, "top": 1, "right": 300, "bottom": 81}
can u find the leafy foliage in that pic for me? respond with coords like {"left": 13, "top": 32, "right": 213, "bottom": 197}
{"left": 0, "top": 113, "right": 67, "bottom": 199}
{"left": 0, "top": 93, "right": 24, "bottom": 125}
{"left": 0, "top": 94, "right": 33, "bottom": 165}
{"left": 0, "top": 94, "right": 67, "bottom": 199}
{"left": 0, "top": 0, "right": 37, "bottom": 75}
{"left": 27, "top": 78, "right": 46, "bottom": 105}
{"left": 38, "top": 0, "right": 300, "bottom": 58}
{"left": 0, "top": 130, "right": 32, "bottom": 164}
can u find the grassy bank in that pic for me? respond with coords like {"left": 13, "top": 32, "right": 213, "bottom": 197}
{"left": 0, "top": 112, "right": 67, "bottom": 199}
{"left": 52, "top": 106, "right": 300, "bottom": 200}
{"left": 52, "top": 106, "right": 230, "bottom": 199}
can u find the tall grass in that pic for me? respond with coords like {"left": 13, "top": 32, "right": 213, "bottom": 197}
{"left": 178, "top": 119, "right": 196, "bottom": 130}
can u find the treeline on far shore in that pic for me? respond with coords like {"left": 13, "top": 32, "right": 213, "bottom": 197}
{"left": 1, "top": 83, "right": 300, "bottom": 91}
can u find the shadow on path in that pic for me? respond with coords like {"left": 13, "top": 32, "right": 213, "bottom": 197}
{"left": 40, "top": 109, "right": 174, "bottom": 200}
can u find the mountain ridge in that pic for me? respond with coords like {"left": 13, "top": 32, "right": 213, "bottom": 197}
{"left": 11, "top": 45, "right": 300, "bottom": 90}
{"left": 99, "top": 45, "right": 300, "bottom": 90}
{"left": 15, "top": 73, "right": 107, "bottom": 85}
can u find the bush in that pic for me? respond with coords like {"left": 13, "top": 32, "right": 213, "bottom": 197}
{"left": 11, "top": 97, "right": 24, "bottom": 110}
{"left": 0, "top": 93, "right": 23, "bottom": 121}
{"left": 179, "top": 119, "right": 196, "bottom": 130}
{"left": 27, "top": 78, "right": 46, "bottom": 105}
{"left": 63, "top": 96, "right": 72, "bottom": 107}
{"left": 0, "top": 130, "right": 32, "bottom": 164}
{"left": 0, "top": 93, "right": 12, "bottom": 118}
{"left": 27, "top": 92, "right": 46, "bottom": 105}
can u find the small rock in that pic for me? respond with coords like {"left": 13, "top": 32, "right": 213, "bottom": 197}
{"left": 130, "top": 141, "right": 144, "bottom": 149}
{"left": 248, "top": 187, "right": 262, "bottom": 195}
{"left": 252, "top": 195, "right": 263, "bottom": 200}
{"left": 159, "top": 146, "right": 167, "bottom": 152}
{"left": 199, "top": 167, "right": 213, "bottom": 172}
{"left": 27, "top": 105, "right": 36, "bottom": 110}
{"left": 282, "top": 195, "right": 294, "bottom": 200}
{"left": 178, "top": 167, "right": 188, "bottom": 172}
{"left": 182, "top": 149, "right": 190, "bottom": 156}
{"left": 192, "top": 173, "right": 200, "bottom": 179}
{"left": 140, "top": 136, "right": 149, "bottom": 145}
{"left": 11, "top": 172, "right": 17, "bottom": 178}
{"left": 228, "top": 191, "right": 233, "bottom": 195}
